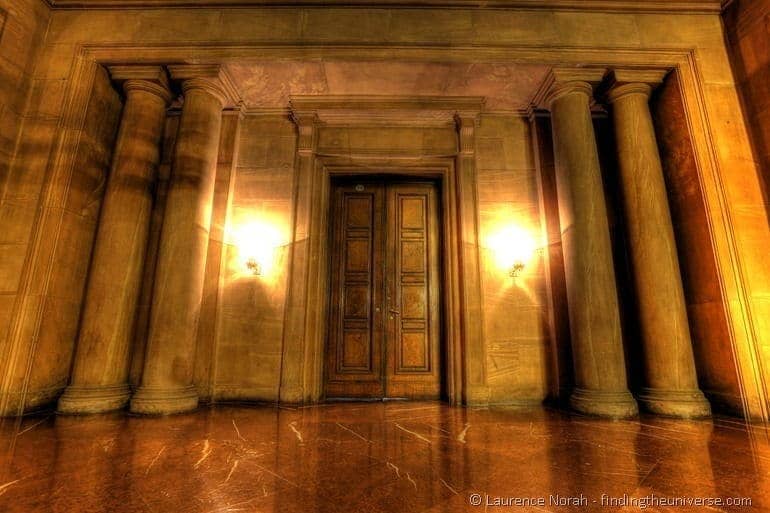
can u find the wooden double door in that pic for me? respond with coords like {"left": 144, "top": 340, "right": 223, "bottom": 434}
{"left": 325, "top": 179, "right": 442, "bottom": 400}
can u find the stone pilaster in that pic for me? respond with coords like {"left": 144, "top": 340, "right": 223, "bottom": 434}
{"left": 58, "top": 66, "right": 171, "bottom": 414}
{"left": 605, "top": 69, "right": 710, "bottom": 418}
{"left": 279, "top": 110, "right": 318, "bottom": 404}
{"left": 539, "top": 68, "right": 638, "bottom": 418}
{"left": 130, "top": 65, "right": 235, "bottom": 415}
{"left": 454, "top": 111, "right": 489, "bottom": 406}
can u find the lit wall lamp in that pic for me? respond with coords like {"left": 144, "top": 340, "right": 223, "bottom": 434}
{"left": 231, "top": 219, "right": 284, "bottom": 279}
{"left": 487, "top": 225, "right": 537, "bottom": 279}
{"left": 245, "top": 257, "right": 262, "bottom": 276}
{"left": 509, "top": 261, "right": 525, "bottom": 278}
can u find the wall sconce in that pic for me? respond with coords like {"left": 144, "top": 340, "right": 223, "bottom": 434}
{"left": 509, "top": 261, "right": 525, "bottom": 278}
{"left": 245, "top": 257, "right": 262, "bottom": 276}
{"left": 486, "top": 224, "right": 537, "bottom": 279}
{"left": 230, "top": 219, "right": 285, "bottom": 279}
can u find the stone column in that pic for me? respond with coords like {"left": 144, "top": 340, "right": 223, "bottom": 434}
{"left": 130, "top": 65, "right": 233, "bottom": 415}
{"left": 57, "top": 66, "right": 171, "bottom": 414}
{"left": 540, "top": 68, "right": 638, "bottom": 418}
{"left": 605, "top": 69, "right": 710, "bottom": 418}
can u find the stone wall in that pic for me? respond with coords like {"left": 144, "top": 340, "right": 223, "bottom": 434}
{"left": 212, "top": 114, "right": 296, "bottom": 401}
{"left": 651, "top": 72, "right": 743, "bottom": 415}
{"left": 26, "top": 67, "right": 121, "bottom": 407}
{"left": 724, "top": 0, "right": 770, "bottom": 203}
{"left": 475, "top": 115, "right": 551, "bottom": 405}
{"left": 0, "top": 62, "right": 121, "bottom": 413}
{"left": 0, "top": 0, "right": 49, "bottom": 196}
{"left": 0, "top": 0, "right": 52, "bottom": 414}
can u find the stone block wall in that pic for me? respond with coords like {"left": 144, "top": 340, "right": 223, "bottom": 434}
{"left": 652, "top": 72, "right": 744, "bottom": 415}
{"left": 724, "top": 0, "right": 770, "bottom": 202}
{"left": 475, "top": 115, "right": 551, "bottom": 405}
{"left": 212, "top": 114, "right": 296, "bottom": 401}
{"left": 0, "top": 0, "right": 52, "bottom": 414}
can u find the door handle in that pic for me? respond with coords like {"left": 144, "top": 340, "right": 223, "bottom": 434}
{"left": 389, "top": 309, "right": 400, "bottom": 315}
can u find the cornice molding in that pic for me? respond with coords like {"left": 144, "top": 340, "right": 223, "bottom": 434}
{"left": 289, "top": 95, "right": 485, "bottom": 128}
{"left": 290, "top": 95, "right": 485, "bottom": 112}
{"left": 45, "top": 0, "right": 722, "bottom": 12}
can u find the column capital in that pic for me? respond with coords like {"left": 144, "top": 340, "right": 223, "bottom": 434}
{"left": 533, "top": 67, "right": 607, "bottom": 109}
{"left": 108, "top": 65, "right": 172, "bottom": 104}
{"left": 603, "top": 68, "right": 669, "bottom": 104}
{"left": 167, "top": 64, "right": 240, "bottom": 108}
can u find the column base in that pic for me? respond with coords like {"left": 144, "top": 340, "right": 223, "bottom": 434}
{"left": 129, "top": 385, "right": 198, "bottom": 415}
{"left": 570, "top": 387, "right": 639, "bottom": 419}
{"left": 637, "top": 388, "right": 711, "bottom": 418}
{"left": 57, "top": 384, "right": 131, "bottom": 414}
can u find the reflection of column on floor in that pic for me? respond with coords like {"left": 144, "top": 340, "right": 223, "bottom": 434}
{"left": 127, "top": 414, "right": 205, "bottom": 510}
{"left": 635, "top": 419, "right": 716, "bottom": 501}
{"left": 52, "top": 416, "right": 130, "bottom": 511}
{"left": 572, "top": 418, "right": 641, "bottom": 503}
{"left": 0, "top": 418, "right": 58, "bottom": 510}
{"left": 710, "top": 424, "right": 770, "bottom": 510}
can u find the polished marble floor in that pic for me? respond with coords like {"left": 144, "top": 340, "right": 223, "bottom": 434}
{"left": 0, "top": 402, "right": 769, "bottom": 512}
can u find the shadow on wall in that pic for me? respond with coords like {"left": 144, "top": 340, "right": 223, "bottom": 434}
{"left": 723, "top": 0, "right": 770, "bottom": 226}
{"left": 651, "top": 71, "right": 743, "bottom": 416}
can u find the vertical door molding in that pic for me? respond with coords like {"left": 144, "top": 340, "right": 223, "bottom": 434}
{"left": 454, "top": 111, "right": 489, "bottom": 405}
{"left": 280, "top": 110, "right": 320, "bottom": 403}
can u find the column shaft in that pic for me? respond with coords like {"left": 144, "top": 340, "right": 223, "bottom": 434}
{"left": 130, "top": 74, "right": 226, "bottom": 415}
{"left": 58, "top": 70, "right": 170, "bottom": 414}
{"left": 546, "top": 73, "right": 638, "bottom": 418}
{"left": 607, "top": 77, "right": 710, "bottom": 418}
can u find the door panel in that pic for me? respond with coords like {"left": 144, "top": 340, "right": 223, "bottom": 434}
{"left": 326, "top": 180, "right": 441, "bottom": 400}
{"left": 325, "top": 185, "right": 385, "bottom": 398}
{"left": 385, "top": 184, "right": 441, "bottom": 398}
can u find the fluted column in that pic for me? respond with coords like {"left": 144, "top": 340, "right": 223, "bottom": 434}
{"left": 130, "top": 65, "right": 233, "bottom": 415}
{"left": 605, "top": 69, "right": 710, "bottom": 418}
{"left": 541, "top": 68, "right": 638, "bottom": 418}
{"left": 57, "top": 66, "right": 171, "bottom": 414}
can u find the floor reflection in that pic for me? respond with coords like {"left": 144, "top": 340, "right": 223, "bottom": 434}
{"left": 0, "top": 403, "right": 768, "bottom": 512}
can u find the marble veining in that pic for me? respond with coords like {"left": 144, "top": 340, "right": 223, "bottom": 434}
{"left": 1, "top": 402, "right": 769, "bottom": 512}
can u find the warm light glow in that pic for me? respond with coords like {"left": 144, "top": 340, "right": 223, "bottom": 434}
{"left": 485, "top": 224, "right": 537, "bottom": 277}
{"left": 230, "top": 219, "right": 284, "bottom": 278}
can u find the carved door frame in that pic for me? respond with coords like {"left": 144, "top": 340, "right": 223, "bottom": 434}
{"left": 279, "top": 96, "right": 488, "bottom": 406}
